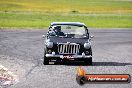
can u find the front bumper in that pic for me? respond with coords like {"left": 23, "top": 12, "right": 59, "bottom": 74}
{"left": 45, "top": 54, "right": 92, "bottom": 59}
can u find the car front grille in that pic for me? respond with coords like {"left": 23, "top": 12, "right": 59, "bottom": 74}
{"left": 58, "top": 43, "right": 80, "bottom": 54}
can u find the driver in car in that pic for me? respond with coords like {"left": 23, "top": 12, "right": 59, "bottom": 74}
{"left": 53, "top": 26, "right": 65, "bottom": 36}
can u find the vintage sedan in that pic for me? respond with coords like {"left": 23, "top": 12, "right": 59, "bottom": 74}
{"left": 43, "top": 22, "right": 93, "bottom": 65}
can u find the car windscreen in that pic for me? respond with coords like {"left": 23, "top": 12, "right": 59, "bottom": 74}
{"left": 48, "top": 25, "right": 87, "bottom": 38}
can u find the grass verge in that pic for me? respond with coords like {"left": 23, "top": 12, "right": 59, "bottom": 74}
{"left": 0, "top": 12, "right": 132, "bottom": 28}
{"left": 0, "top": 0, "right": 131, "bottom": 28}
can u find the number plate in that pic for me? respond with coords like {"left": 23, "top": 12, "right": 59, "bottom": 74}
{"left": 63, "top": 55, "right": 74, "bottom": 60}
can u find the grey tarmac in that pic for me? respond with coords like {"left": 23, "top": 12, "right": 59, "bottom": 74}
{"left": 0, "top": 28, "right": 132, "bottom": 88}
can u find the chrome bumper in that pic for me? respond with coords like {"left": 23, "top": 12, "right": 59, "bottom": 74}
{"left": 45, "top": 54, "right": 92, "bottom": 59}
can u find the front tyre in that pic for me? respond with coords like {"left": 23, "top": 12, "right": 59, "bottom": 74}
{"left": 43, "top": 48, "right": 49, "bottom": 65}
{"left": 84, "top": 57, "right": 92, "bottom": 65}
{"left": 43, "top": 56, "right": 49, "bottom": 65}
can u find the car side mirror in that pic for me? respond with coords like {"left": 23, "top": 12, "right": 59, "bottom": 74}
{"left": 49, "top": 29, "right": 51, "bottom": 31}
{"left": 90, "top": 35, "right": 94, "bottom": 38}
{"left": 42, "top": 35, "right": 46, "bottom": 38}
{"left": 89, "top": 35, "right": 94, "bottom": 40}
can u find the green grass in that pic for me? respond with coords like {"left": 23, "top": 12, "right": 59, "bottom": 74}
{"left": 0, "top": 0, "right": 132, "bottom": 13}
{"left": 0, "top": 12, "right": 131, "bottom": 28}
{"left": 0, "top": 0, "right": 132, "bottom": 28}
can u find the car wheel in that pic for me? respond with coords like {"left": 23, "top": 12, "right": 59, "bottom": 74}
{"left": 84, "top": 57, "right": 92, "bottom": 65}
{"left": 43, "top": 56, "right": 49, "bottom": 65}
{"left": 43, "top": 48, "right": 49, "bottom": 65}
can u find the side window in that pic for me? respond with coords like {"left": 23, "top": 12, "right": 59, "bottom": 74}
{"left": 48, "top": 26, "right": 52, "bottom": 33}
{"left": 47, "top": 26, "right": 55, "bottom": 36}
{"left": 85, "top": 28, "right": 89, "bottom": 37}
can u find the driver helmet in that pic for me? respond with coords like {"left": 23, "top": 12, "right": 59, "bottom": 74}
{"left": 53, "top": 26, "right": 61, "bottom": 32}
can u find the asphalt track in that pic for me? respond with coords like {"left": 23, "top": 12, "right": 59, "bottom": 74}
{"left": 0, "top": 28, "right": 132, "bottom": 88}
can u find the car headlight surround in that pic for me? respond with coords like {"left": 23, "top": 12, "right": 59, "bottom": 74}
{"left": 84, "top": 42, "right": 91, "bottom": 49}
{"left": 46, "top": 41, "right": 53, "bottom": 48}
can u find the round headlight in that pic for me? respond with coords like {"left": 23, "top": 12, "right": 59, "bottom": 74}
{"left": 84, "top": 43, "right": 91, "bottom": 49}
{"left": 46, "top": 42, "right": 53, "bottom": 48}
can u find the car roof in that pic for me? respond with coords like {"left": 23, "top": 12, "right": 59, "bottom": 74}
{"left": 51, "top": 22, "right": 86, "bottom": 26}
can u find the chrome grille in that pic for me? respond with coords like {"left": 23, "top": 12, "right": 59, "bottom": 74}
{"left": 58, "top": 43, "right": 80, "bottom": 54}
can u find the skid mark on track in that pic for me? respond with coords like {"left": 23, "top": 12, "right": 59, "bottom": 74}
{"left": 0, "top": 64, "right": 19, "bottom": 88}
